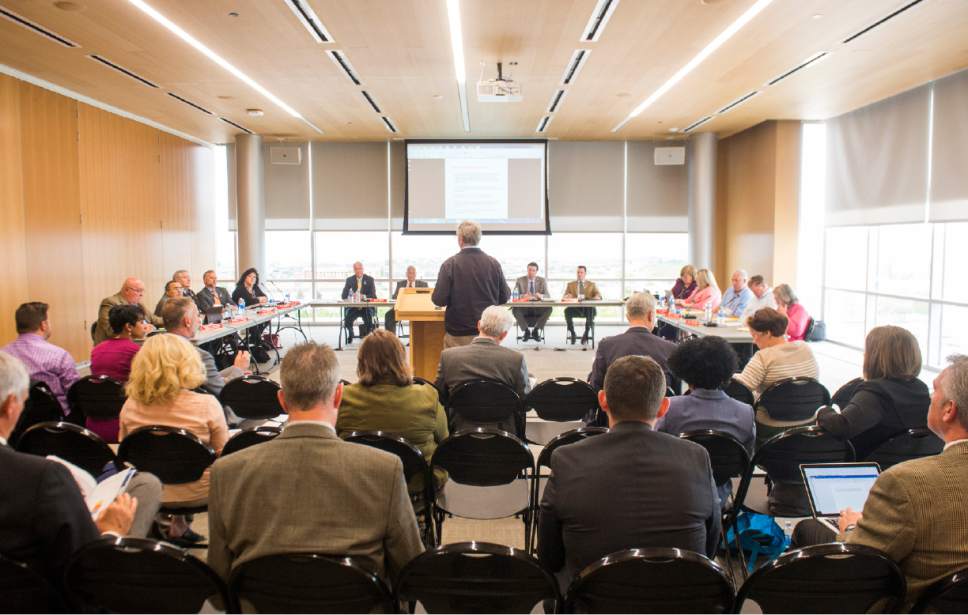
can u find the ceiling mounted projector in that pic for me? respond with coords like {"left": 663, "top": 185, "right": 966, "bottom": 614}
{"left": 477, "top": 61, "right": 522, "bottom": 103}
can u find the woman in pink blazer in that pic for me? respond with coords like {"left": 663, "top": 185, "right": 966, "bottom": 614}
{"left": 679, "top": 268, "right": 723, "bottom": 312}
{"left": 774, "top": 283, "right": 811, "bottom": 341}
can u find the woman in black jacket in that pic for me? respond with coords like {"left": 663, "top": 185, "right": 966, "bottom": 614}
{"left": 816, "top": 325, "right": 929, "bottom": 459}
{"left": 231, "top": 268, "right": 271, "bottom": 363}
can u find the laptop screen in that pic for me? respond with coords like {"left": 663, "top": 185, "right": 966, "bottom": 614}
{"left": 801, "top": 463, "right": 880, "bottom": 517}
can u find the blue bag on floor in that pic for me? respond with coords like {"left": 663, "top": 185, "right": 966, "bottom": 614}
{"left": 724, "top": 511, "right": 790, "bottom": 572}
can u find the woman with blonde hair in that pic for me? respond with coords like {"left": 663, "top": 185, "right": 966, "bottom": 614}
{"left": 119, "top": 333, "right": 228, "bottom": 545}
{"left": 678, "top": 268, "right": 723, "bottom": 312}
{"left": 817, "top": 325, "right": 929, "bottom": 458}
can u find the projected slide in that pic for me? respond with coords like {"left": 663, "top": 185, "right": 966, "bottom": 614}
{"left": 405, "top": 141, "right": 548, "bottom": 234}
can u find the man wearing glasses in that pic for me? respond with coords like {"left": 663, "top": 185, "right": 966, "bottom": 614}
{"left": 94, "top": 277, "right": 162, "bottom": 344}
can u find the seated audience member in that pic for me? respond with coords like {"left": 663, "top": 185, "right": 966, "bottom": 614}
{"left": 657, "top": 336, "right": 755, "bottom": 505}
{"left": 154, "top": 280, "right": 183, "bottom": 317}
{"left": 538, "top": 355, "right": 720, "bottom": 584}
{"left": 119, "top": 334, "right": 228, "bottom": 545}
{"left": 791, "top": 355, "right": 968, "bottom": 607}
{"left": 562, "top": 265, "right": 602, "bottom": 345}
{"left": 172, "top": 269, "right": 195, "bottom": 299}
{"left": 817, "top": 325, "right": 929, "bottom": 459}
{"left": 512, "top": 262, "right": 552, "bottom": 341}
{"left": 670, "top": 265, "right": 698, "bottom": 301}
{"left": 0, "top": 351, "right": 162, "bottom": 589}
{"left": 207, "top": 342, "right": 423, "bottom": 583}
{"left": 2, "top": 302, "right": 78, "bottom": 414}
{"left": 588, "top": 292, "right": 676, "bottom": 392}
{"left": 87, "top": 304, "right": 148, "bottom": 441}
{"left": 384, "top": 265, "right": 428, "bottom": 332}
{"left": 232, "top": 267, "right": 271, "bottom": 363}
{"left": 95, "top": 277, "right": 162, "bottom": 344}
{"left": 678, "top": 268, "right": 723, "bottom": 312}
{"left": 195, "top": 269, "right": 232, "bottom": 318}
{"left": 435, "top": 305, "right": 530, "bottom": 432}
{"left": 735, "top": 308, "right": 819, "bottom": 443}
{"left": 741, "top": 274, "right": 777, "bottom": 319}
{"left": 774, "top": 283, "right": 810, "bottom": 341}
{"left": 720, "top": 270, "right": 754, "bottom": 317}
{"left": 336, "top": 330, "right": 448, "bottom": 492}
{"left": 341, "top": 261, "right": 378, "bottom": 343}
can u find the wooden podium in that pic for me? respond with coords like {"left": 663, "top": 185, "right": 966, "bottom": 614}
{"left": 395, "top": 288, "right": 445, "bottom": 380}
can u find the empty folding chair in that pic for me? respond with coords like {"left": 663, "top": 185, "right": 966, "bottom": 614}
{"left": 525, "top": 377, "right": 599, "bottom": 445}
{"left": 218, "top": 375, "right": 284, "bottom": 421}
{"left": 447, "top": 379, "right": 525, "bottom": 438}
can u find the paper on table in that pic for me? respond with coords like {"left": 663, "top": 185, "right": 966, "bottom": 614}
{"left": 86, "top": 468, "right": 136, "bottom": 520}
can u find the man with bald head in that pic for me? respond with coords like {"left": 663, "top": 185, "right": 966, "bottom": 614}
{"left": 94, "top": 277, "right": 162, "bottom": 344}
{"left": 340, "top": 262, "right": 377, "bottom": 344}
{"left": 720, "top": 269, "right": 754, "bottom": 317}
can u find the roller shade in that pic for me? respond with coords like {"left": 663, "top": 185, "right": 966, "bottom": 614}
{"left": 226, "top": 143, "right": 237, "bottom": 231}
{"left": 548, "top": 141, "right": 624, "bottom": 231}
{"left": 264, "top": 142, "right": 309, "bottom": 230}
{"left": 627, "top": 141, "right": 688, "bottom": 232}
{"left": 390, "top": 141, "right": 406, "bottom": 231}
{"left": 312, "top": 142, "right": 388, "bottom": 231}
{"left": 825, "top": 84, "right": 930, "bottom": 226}
{"left": 929, "top": 69, "right": 968, "bottom": 222}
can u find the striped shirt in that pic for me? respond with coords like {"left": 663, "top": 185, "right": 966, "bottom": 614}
{"left": 735, "top": 341, "right": 818, "bottom": 397}
{"left": 1, "top": 333, "right": 78, "bottom": 413}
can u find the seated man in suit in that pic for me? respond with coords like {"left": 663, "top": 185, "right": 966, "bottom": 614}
{"left": 94, "top": 277, "right": 162, "bottom": 344}
{"left": 562, "top": 265, "right": 601, "bottom": 345}
{"left": 194, "top": 269, "right": 233, "bottom": 320}
{"left": 512, "top": 262, "right": 552, "bottom": 342}
{"left": 0, "top": 351, "right": 162, "bottom": 589}
{"left": 384, "top": 265, "right": 428, "bottom": 333}
{"left": 435, "top": 305, "right": 530, "bottom": 433}
{"left": 172, "top": 269, "right": 196, "bottom": 300}
{"left": 538, "top": 355, "right": 720, "bottom": 585}
{"left": 154, "top": 279, "right": 183, "bottom": 318}
{"left": 791, "top": 354, "right": 968, "bottom": 607}
{"left": 588, "top": 292, "right": 676, "bottom": 392}
{"left": 207, "top": 341, "right": 423, "bottom": 583}
{"left": 341, "top": 261, "right": 378, "bottom": 344}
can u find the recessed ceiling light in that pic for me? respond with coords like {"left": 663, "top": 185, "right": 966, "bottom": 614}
{"left": 616, "top": 92, "right": 630, "bottom": 98}
{"left": 812, "top": 13, "right": 823, "bottom": 19}
{"left": 668, "top": 127, "right": 678, "bottom": 132}
{"left": 432, "top": 94, "right": 443, "bottom": 100}
{"left": 54, "top": 1, "right": 84, "bottom": 11}
{"left": 228, "top": 11, "right": 239, "bottom": 17}
{"left": 217, "top": 95, "right": 233, "bottom": 100}
{"left": 246, "top": 108, "right": 264, "bottom": 117}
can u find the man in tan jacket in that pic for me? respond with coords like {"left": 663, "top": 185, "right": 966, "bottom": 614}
{"left": 206, "top": 341, "right": 423, "bottom": 583}
{"left": 93, "top": 277, "right": 162, "bottom": 344}
{"left": 562, "top": 265, "right": 601, "bottom": 345}
{"left": 793, "top": 354, "right": 968, "bottom": 604}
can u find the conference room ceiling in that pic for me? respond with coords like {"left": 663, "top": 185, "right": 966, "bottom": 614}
{"left": 1, "top": 0, "right": 966, "bottom": 144}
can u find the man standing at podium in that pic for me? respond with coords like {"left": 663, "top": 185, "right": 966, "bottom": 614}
{"left": 341, "top": 262, "right": 377, "bottom": 344}
{"left": 432, "top": 221, "right": 511, "bottom": 348}
{"left": 512, "top": 262, "right": 552, "bottom": 341}
{"left": 384, "top": 266, "right": 428, "bottom": 332}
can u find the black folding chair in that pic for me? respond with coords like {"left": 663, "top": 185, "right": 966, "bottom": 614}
{"left": 63, "top": 536, "right": 231, "bottom": 613}
{"left": 0, "top": 554, "right": 64, "bottom": 613}
{"left": 231, "top": 553, "right": 393, "bottom": 613}
{"left": 724, "top": 378, "right": 755, "bottom": 405}
{"left": 218, "top": 375, "right": 284, "bottom": 420}
{"left": 66, "top": 375, "right": 126, "bottom": 426}
{"left": 756, "top": 377, "right": 830, "bottom": 422}
{"left": 221, "top": 425, "right": 281, "bottom": 456}
{"left": 447, "top": 380, "right": 525, "bottom": 438}
{"left": 118, "top": 425, "right": 217, "bottom": 517}
{"left": 345, "top": 431, "right": 437, "bottom": 546}
{"left": 431, "top": 428, "right": 534, "bottom": 549}
{"left": 16, "top": 421, "right": 121, "bottom": 477}
{"left": 911, "top": 566, "right": 968, "bottom": 614}
{"left": 9, "top": 381, "right": 63, "bottom": 447}
{"left": 735, "top": 543, "right": 905, "bottom": 613}
{"left": 524, "top": 377, "right": 599, "bottom": 445}
{"left": 865, "top": 427, "right": 943, "bottom": 470}
{"left": 565, "top": 547, "right": 735, "bottom": 613}
{"left": 395, "top": 542, "right": 559, "bottom": 614}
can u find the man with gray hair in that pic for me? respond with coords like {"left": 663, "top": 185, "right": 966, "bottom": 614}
{"left": 94, "top": 277, "right": 162, "bottom": 344}
{"left": 432, "top": 221, "right": 511, "bottom": 348}
{"left": 792, "top": 355, "right": 968, "bottom": 606}
{"left": 588, "top": 291, "right": 677, "bottom": 393}
{"left": 539, "top": 355, "right": 720, "bottom": 584}
{"left": 435, "top": 305, "right": 530, "bottom": 433}
{"left": 207, "top": 341, "right": 423, "bottom": 583}
{"left": 172, "top": 269, "right": 196, "bottom": 299}
{"left": 720, "top": 269, "right": 753, "bottom": 317}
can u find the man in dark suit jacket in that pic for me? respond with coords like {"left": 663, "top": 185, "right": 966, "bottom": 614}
{"left": 432, "top": 221, "right": 511, "bottom": 348}
{"left": 385, "top": 265, "right": 428, "bottom": 332}
{"left": 588, "top": 292, "right": 677, "bottom": 393}
{"left": 539, "top": 355, "right": 720, "bottom": 585}
{"left": 341, "top": 262, "right": 378, "bottom": 343}
{"left": 195, "top": 269, "right": 233, "bottom": 317}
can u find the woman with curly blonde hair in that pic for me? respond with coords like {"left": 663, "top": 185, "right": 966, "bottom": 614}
{"left": 119, "top": 333, "right": 228, "bottom": 545}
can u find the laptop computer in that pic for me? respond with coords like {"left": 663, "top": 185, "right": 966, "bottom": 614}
{"left": 800, "top": 462, "right": 881, "bottom": 534}
{"left": 204, "top": 308, "right": 224, "bottom": 325}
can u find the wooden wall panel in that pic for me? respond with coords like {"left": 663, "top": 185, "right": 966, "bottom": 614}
{"left": 0, "top": 75, "right": 28, "bottom": 347}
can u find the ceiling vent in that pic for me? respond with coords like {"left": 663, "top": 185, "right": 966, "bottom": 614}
{"left": 88, "top": 55, "right": 159, "bottom": 88}
{"left": 360, "top": 90, "right": 381, "bottom": 114}
{"left": 283, "top": 0, "right": 333, "bottom": 43}
{"left": 683, "top": 115, "right": 712, "bottom": 133}
{"left": 767, "top": 52, "right": 827, "bottom": 87}
{"left": 547, "top": 89, "right": 566, "bottom": 114}
{"left": 581, "top": 0, "right": 620, "bottom": 42}
{"left": 0, "top": 6, "right": 79, "bottom": 48}
{"left": 219, "top": 117, "right": 253, "bottom": 134}
{"left": 270, "top": 145, "right": 301, "bottom": 165}
{"left": 560, "top": 49, "right": 591, "bottom": 85}
{"left": 167, "top": 92, "right": 213, "bottom": 115}
{"left": 381, "top": 116, "right": 398, "bottom": 133}
{"left": 327, "top": 50, "right": 361, "bottom": 85}
{"left": 536, "top": 116, "right": 551, "bottom": 133}
{"left": 842, "top": 0, "right": 923, "bottom": 44}
{"left": 717, "top": 90, "right": 758, "bottom": 114}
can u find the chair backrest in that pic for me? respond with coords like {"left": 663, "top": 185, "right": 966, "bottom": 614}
{"left": 218, "top": 375, "right": 283, "bottom": 420}
{"left": 16, "top": 421, "right": 120, "bottom": 477}
{"left": 736, "top": 543, "right": 905, "bottom": 613}
{"left": 680, "top": 429, "right": 751, "bottom": 487}
{"left": 344, "top": 431, "right": 429, "bottom": 485}
{"left": 396, "top": 542, "right": 559, "bottom": 614}
{"left": 565, "top": 547, "right": 734, "bottom": 613}
{"left": 537, "top": 427, "right": 609, "bottom": 470}
{"left": 231, "top": 553, "right": 392, "bottom": 613}
{"left": 0, "top": 554, "right": 63, "bottom": 613}
{"left": 221, "top": 425, "right": 281, "bottom": 456}
{"left": 911, "top": 566, "right": 968, "bottom": 614}
{"left": 432, "top": 428, "right": 533, "bottom": 486}
{"left": 9, "top": 381, "right": 63, "bottom": 447}
{"left": 757, "top": 377, "right": 831, "bottom": 422}
{"left": 64, "top": 537, "right": 230, "bottom": 613}
{"left": 67, "top": 375, "right": 126, "bottom": 420}
{"left": 118, "top": 426, "right": 216, "bottom": 484}
{"left": 525, "top": 377, "right": 599, "bottom": 422}
{"left": 866, "top": 427, "right": 943, "bottom": 470}
{"left": 724, "top": 378, "right": 755, "bottom": 405}
{"left": 448, "top": 380, "right": 523, "bottom": 434}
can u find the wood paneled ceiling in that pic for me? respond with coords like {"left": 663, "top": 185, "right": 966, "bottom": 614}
{"left": 1, "top": 0, "right": 966, "bottom": 144}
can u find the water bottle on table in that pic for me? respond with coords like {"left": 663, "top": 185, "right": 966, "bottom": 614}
{"left": 237, "top": 298, "right": 245, "bottom": 315}
{"left": 511, "top": 288, "right": 519, "bottom": 302}
{"left": 717, "top": 307, "right": 726, "bottom": 325}
{"left": 703, "top": 302, "right": 712, "bottom": 324}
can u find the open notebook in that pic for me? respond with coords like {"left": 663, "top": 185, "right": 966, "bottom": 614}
{"left": 47, "top": 455, "right": 136, "bottom": 520}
